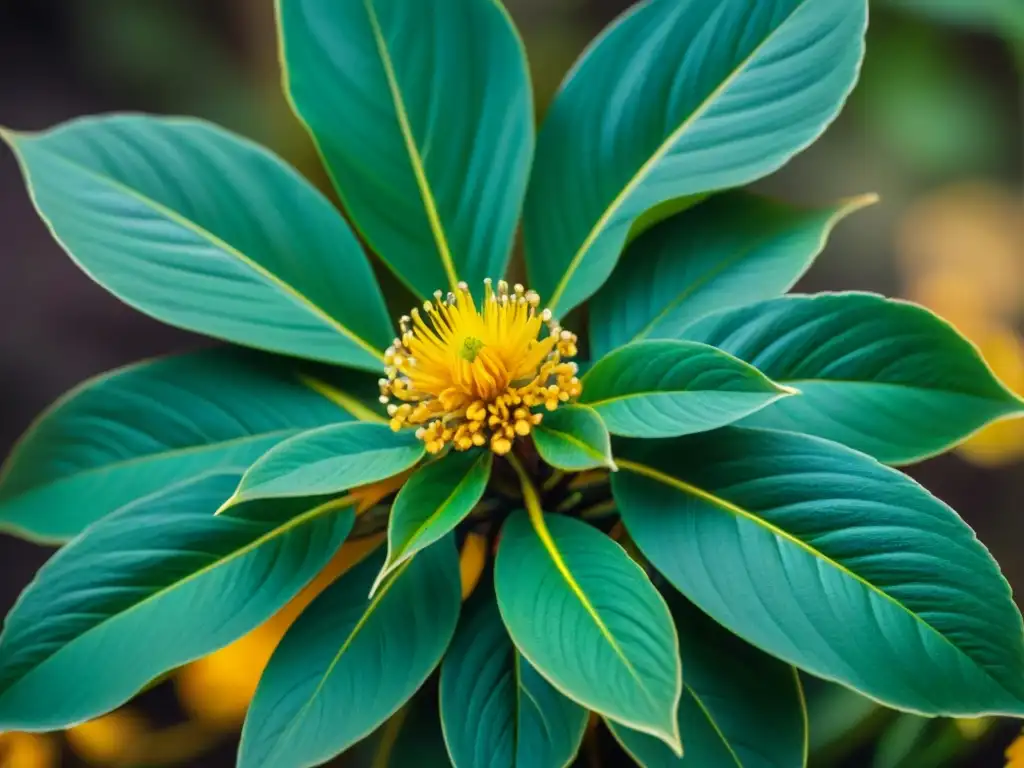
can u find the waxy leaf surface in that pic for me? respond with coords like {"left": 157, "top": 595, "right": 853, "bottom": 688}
{"left": 614, "top": 428, "right": 1024, "bottom": 717}
{"left": 0, "top": 350, "right": 354, "bottom": 542}
{"left": 495, "top": 511, "right": 682, "bottom": 753}
{"left": 524, "top": 0, "right": 868, "bottom": 314}
{"left": 589, "top": 191, "right": 874, "bottom": 358}
{"left": 580, "top": 340, "right": 791, "bottom": 438}
{"left": 4, "top": 117, "right": 392, "bottom": 370}
{"left": 279, "top": 0, "right": 533, "bottom": 298}
{"left": 239, "top": 539, "right": 461, "bottom": 768}
{"left": 230, "top": 422, "right": 424, "bottom": 504}
{"left": 376, "top": 450, "right": 491, "bottom": 591}
{"left": 441, "top": 581, "right": 588, "bottom": 768}
{"left": 683, "top": 293, "right": 1024, "bottom": 463}
{"left": 532, "top": 405, "right": 616, "bottom": 472}
{"left": 0, "top": 471, "right": 353, "bottom": 731}
{"left": 609, "top": 596, "right": 807, "bottom": 768}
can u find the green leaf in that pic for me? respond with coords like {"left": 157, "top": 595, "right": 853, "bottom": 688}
{"left": 533, "top": 405, "right": 616, "bottom": 472}
{"left": 374, "top": 450, "right": 492, "bottom": 593}
{"left": 440, "top": 579, "right": 588, "bottom": 768}
{"left": 0, "top": 350, "right": 356, "bottom": 543}
{"left": 589, "top": 192, "right": 877, "bottom": 359}
{"left": 277, "top": 0, "right": 533, "bottom": 299}
{"left": 607, "top": 596, "right": 808, "bottom": 768}
{"left": 805, "top": 681, "right": 882, "bottom": 757}
{"left": 523, "top": 0, "right": 868, "bottom": 315}
{"left": 239, "top": 538, "right": 461, "bottom": 768}
{"left": 228, "top": 422, "right": 425, "bottom": 505}
{"left": 682, "top": 293, "right": 1024, "bottom": 464}
{"left": 579, "top": 340, "right": 793, "bottom": 438}
{"left": 495, "top": 510, "right": 682, "bottom": 754}
{"left": 0, "top": 471, "right": 354, "bottom": 731}
{"left": 2, "top": 116, "right": 392, "bottom": 370}
{"left": 613, "top": 427, "right": 1024, "bottom": 717}
{"left": 355, "top": 689, "right": 452, "bottom": 768}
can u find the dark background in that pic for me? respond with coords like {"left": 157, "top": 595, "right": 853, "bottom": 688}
{"left": 0, "top": 1, "right": 1021, "bottom": 766}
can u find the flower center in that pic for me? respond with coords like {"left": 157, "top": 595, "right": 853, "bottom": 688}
{"left": 380, "top": 279, "right": 581, "bottom": 455}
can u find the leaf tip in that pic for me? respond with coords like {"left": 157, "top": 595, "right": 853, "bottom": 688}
{"left": 779, "top": 384, "right": 802, "bottom": 397}
{"left": 368, "top": 563, "right": 392, "bottom": 599}
{"left": 662, "top": 724, "right": 684, "bottom": 758}
{"left": 845, "top": 191, "right": 880, "bottom": 211}
{"left": 0, "top": 126, "right": 20, "bottom": 148}
{"left": 214, "top": 491, "right": 241, "bottom": 517}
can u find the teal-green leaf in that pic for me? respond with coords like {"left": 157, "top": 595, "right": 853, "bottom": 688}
{"left": 523, "top": 0, "right": 868, "bottom": 316}
{"left": 0, "top": 350, "right": 355, "bottom": 543}
{"left": 374, "top": 450, "right": 491, "bottom": 593}
{"left": 440, "top": 580, "right": 588, "bottom": 768}
{"left": 613, "top": 428, "right": 1024, "bottom": 717}
{"left": 0, "top": 471, "right": 353, "bottom": 731}
{"left": 682, "top": 293, "right": 1024, "bottom": 464}
{"left": 533, "top": 405, "right": 616, "bottom": 472}
{"left": 579, "top": 340, "right": 793, "bottom": 438}
{"left": 608, "top": 596, "right": 808, "bottom": 768}
{"left": 3, "top": 117, "right": 392, "bottom": 370}
{"left": 354, "top": 690, "right": 452, "bottom": 768}
{"left": 589, "top": 192, "right": 876, "bottom": 359}
{"left": 239, "top": 538, "right": 461, "bottom": 768}
{"left": 229, "top": 422, "right": 425, "bottom": 505}
{"left": 277, "top": 0, "right": 533, "bottom": 299}
{"left": 495, "top": 510, "right": 682, "bottom": 753}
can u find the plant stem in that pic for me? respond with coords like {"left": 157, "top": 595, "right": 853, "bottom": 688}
{"left": 506, "top": 453, "right": 546, "bottom": 532}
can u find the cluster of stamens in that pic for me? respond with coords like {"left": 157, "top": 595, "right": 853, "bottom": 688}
{"left": 379, "top": 280, "right": 581, "bottom": 455}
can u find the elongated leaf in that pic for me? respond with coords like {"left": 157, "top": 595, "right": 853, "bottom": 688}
{"left": 0, "top": 350, "right": 355, "bottom": 542}
{"left": 613, "top": 428, "right": 1024, "bottom": 717}
{"left": 683, "top": 293, "right": 1024, "bottom": 464}
{"left": 2, "top": 116, "right": 391, "bottom": 370}
{"left": 441, "top": 580, "right": 588, "bottom": 768}
{"left": 0, "top": 471, "right": 354, "bottom": 731}
{"left": 278, "top": 0, "right": 533, "bottom": 298}
{"left": 524, "top": 0, "right": 868, "bottom": 315}
{"left": 495, "top": 510, "right": 682, "bottom": 753}
{"left": 375, "top": 450, "right": 491, "bottom": 593}
{"left": 589, "top": 192, "right": 876, "bottom": 359}
{"left": 229, "top": 422, "right": 425, "bottom": 505}
{"left": 239, "top": 539, "right": 461, "bottom": 768}
{"left": 533, "top": 405, "right": 616, "bottom": 472}
{"left": 579, "top": 340, "right": 792, "bottom": 438}
{"left": 608, "top": 596, "right": 807, "bottom": 768}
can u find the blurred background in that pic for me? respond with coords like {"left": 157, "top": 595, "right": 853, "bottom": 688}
{"left": 0, "top": 0, "right": 1021, "bottom": 765}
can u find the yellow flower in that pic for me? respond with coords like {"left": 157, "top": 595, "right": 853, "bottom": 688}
{"left": 0, "top": 732, "right": 56, "bottom": 768}
{"left": 1007, "top": 731, "right": 1024, "bottom": 767}
{"left": 380, "top": 280, "right": 581, "bottom": 455}
{"left": 66, "top": 709, "right": 149, "bottom": 766}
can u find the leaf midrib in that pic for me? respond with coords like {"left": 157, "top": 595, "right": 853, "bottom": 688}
{"left": 509, "top": 458, "right": 667, "bottom": 717}
{"left": 363, "top": 0, "right": 459, "bottom": 292}
{"left": 630, "top": 197, "right": 874, "bottom": 346}
{"left": 0, "top": 428, "right": 301, "bottom": 503}
{"left": 770, "top": 377, "right": 1021, "bottom": 408}
{"left": 241, "top": 443, "right": 423, "bottom": 501}
{"left": 19, "top": 142, "right": 386, "bottom": 363}
{"left": 617, "top": 458, "right": 1021, "bottom": 702}
{"left": 546, "top": 0, "right": 813, "bottom": 313}
{"left": 263, "top": 555, "right": 415, "bottom": 765}
{"left": 537, "top": 424, "right": 612, "bottom": 469}
{"left": 583, "top": 388, "right": 776, "bottom": 409}
{"left": 0, "top": 494, "right": 352, "bottom": 695}
{"left": 389, "top": 454, "right": 488, "bottom": 569}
